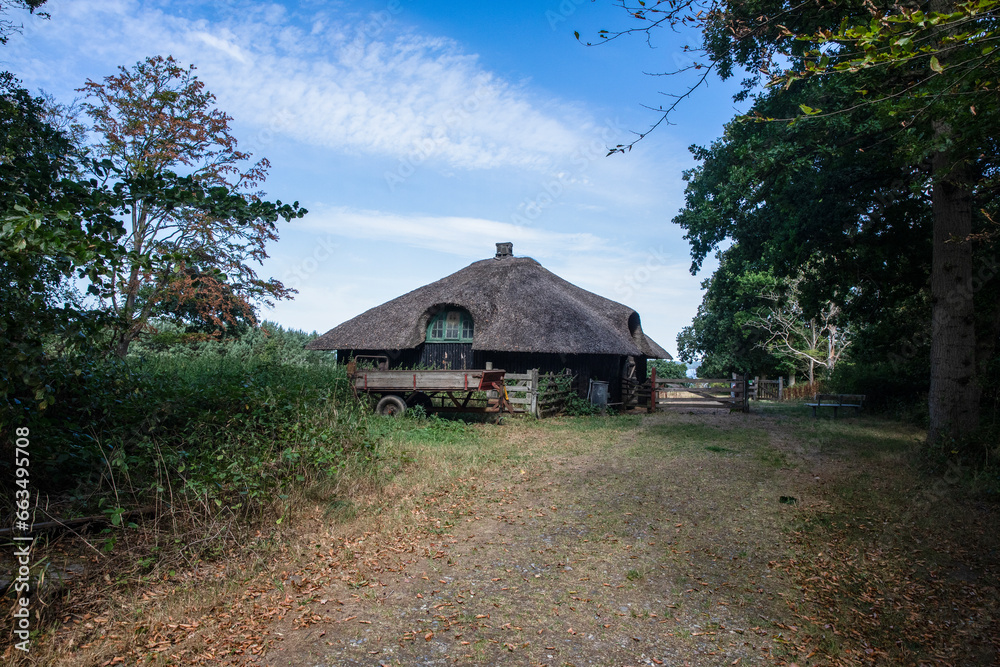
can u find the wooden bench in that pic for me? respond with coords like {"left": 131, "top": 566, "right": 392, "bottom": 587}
{"left": 806, "top": 393, "right": 865, "bottom": 418}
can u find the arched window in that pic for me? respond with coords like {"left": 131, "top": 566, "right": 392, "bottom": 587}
{"left": 426, "top": 308, "right": 474, "bottom": 342}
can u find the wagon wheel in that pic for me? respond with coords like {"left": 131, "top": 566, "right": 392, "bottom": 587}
{"left": 376, "top": 394, "right": 407, "bottom": 417}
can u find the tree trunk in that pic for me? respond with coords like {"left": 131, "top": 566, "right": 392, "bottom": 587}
{"left": 928, "top": 134, "right": 980, "bottom": 442}
{"left": 114, "top": 333, "right": 132, "bottom": 359}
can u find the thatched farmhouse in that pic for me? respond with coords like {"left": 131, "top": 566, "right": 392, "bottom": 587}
{"left": 307, "top": 243, "right": 669, "bottom": 402}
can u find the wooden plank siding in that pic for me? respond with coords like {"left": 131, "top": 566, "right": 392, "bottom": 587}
{"left": 421, "top": 343, "right": 473, "bottom": 369}
{"left": 474, "top": 352, "right": 626, "bottom": 403}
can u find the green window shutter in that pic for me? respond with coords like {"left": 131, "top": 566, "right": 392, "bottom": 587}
{"left": 427, "top": 309, "right": 474, "bottom": 342}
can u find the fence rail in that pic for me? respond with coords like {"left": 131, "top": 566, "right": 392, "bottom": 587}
{"left": 754, "top": 377, "right": 784, "bottom": 401}
{"left": 782, "top": 380, "right": 821, "bottom": 401}
{"left": 752, "top": 377, "right": 817, "bottom": 401}
{"left": 502, "top": 369, "right": 575, "bottom": 418}
{"left": 642, "top": 370, "right": 749, "bottom": 412}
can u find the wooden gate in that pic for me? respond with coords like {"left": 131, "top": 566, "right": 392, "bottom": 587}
{"left": 504, "top": 369, "right": 576, "bottom": 417}
{"left": 642, "top": 369, "right": 749, "bottom": 412}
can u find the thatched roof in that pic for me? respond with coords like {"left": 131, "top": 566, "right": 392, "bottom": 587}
{"left": 307, "top": 245, "right": 669, "bottom": 359}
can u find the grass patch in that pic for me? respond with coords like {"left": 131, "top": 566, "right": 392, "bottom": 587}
{"left": 629, "top": 422, "right": 768, "bottom": 457}
{"left": 754, "top": 444, "right": 791, "bottom": 468}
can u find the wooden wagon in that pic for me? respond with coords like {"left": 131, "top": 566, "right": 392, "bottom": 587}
{"left": 346, "top": 357, "right": 512, "bottom": 417}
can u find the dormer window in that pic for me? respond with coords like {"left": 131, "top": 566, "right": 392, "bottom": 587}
{"left": 427, "top": 308, "right": 474, "bottom": 343}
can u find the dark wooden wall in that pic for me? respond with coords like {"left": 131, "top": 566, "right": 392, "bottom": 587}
{"left": 420, "top": 343, "right": 473, "bottom": 369}
{"left": 474, "top": 351, "right": 631, "bottom": 403}
{"left": 338, "top": 345, "right": 473, "bottom": 370}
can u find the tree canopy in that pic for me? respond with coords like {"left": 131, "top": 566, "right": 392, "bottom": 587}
{"left": 598, "top": 0, "right": 1000, "bottom": 441}
{"left": 79, "top": 56, "right": 305, "bottom": 356}
{"left": 2, "top": 53, "right": 305, "bottom": 416}
{"left": 0, "top": 72, "right": 124, "bottom": 413}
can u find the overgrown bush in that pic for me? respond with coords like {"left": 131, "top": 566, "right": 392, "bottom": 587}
{"left": 564, "top": 393, "right": 600, "bottom": 416}
{"left": 1, "top": 322, "right": 374, "bottom": 539}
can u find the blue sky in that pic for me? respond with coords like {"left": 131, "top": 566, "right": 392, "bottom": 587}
{"left": 4, "top": 0, "right": 744, "bottom": 357}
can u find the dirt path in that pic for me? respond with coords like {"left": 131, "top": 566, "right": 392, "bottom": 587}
{"left": 264, "top": 411, "right": 851, "bottom": 666}
{"left": 36, "top": 408, "right": 999, "bottom": 666}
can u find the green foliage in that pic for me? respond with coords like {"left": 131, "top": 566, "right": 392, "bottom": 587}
{"left": 1, "top": 324, "right": 370, "bottom": 526}
{"left": 677, "top": 255, "right": 793, "bottom": 377}
{"left": 405, "top": 403, "right": 428, "bottom": 420}
{"left": 0, "top": 72, "right": 124, "bottom": 414}
{"left": 827, "top": 361, "right": 929, "bottom": 421}
{"left": 672, "top": 70, "right": 972, "bottom": 392}
{"left": 564, "top": 392, "right": 599, "bottom": 416}
{"left": 609, "top": 0, "right": 1000, "bottom": 438}
{"left": 79, "top": 56, "right": 307, "bottom": 357}
{"left": 649, "top": 359, "right": 689, "bottom": 378}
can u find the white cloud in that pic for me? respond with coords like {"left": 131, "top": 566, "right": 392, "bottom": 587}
{"left": 298, "top": 205, "right": 612, "bottom": 261}
{"left": 193, "top": 31, "right": 249, "bottom": 63}
{"left": 12, "top": 0, "right": 605, "bottom": 171}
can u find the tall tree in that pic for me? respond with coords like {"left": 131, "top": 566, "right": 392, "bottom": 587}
{"left": 79, "top": 55, "right": 305, "bottom": 357}
{"left": 750, "top": 276, "right": 850, "bottom": 384}
{"left": 599, "top": 0, "right": 999, "bottom": 440}
{"left": 677, "top": 251, "right": 795, "bottom": 378}
{"left": 0, "top": 73, "right": 123, "bottom": 413}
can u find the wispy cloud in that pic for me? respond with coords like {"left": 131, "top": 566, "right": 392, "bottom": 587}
{"left": 299, "top": 205, "right": 610, "bottom": 260}
{"left": 12, "top": 0, "right": 600, "bottom": 171}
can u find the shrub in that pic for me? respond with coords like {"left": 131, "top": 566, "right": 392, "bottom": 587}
{"left": 1, "top": 323, "right": 373, "bottom": 535}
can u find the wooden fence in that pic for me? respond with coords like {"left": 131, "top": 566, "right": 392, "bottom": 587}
{"left": 503, "top": 371, "right": 535, "bottom": 415}
{"left": 753, "top": 377, "right": 784, "bottom": 401}
{"left": 503, "top": 369, "right": 576, "bottom": 418}
{"left": 537, "top": 371, "right": 575, "bottom": 417}
{"left": 748, "top": 377, "right": 821, "bottom": 401}
{"left": 782, "top": 381, "right": 821, "bottom": 401}
{"left": 639, "top": 370, "right": 749, "bottom": 412}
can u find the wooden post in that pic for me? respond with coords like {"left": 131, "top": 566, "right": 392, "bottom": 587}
{"left": 649, "top": 366, "right": 657, "bottom": 413}
{"left": 530, "top": 368, "right": 539, "bottom": 418}
{"left": 778, "top": 376, "right": 784, "bottom": 401}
